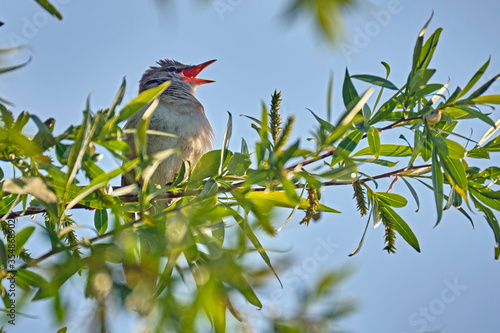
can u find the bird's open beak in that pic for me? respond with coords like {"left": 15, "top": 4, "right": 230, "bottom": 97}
{"left": 181, "top": 59, "right": 216, "bottom": 85}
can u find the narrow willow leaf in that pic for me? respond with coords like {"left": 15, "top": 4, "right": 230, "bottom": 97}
{"left": 94, "top": 209, "right": 108, "bottom": 234}
{"left": 308, "top": 109, "right": 335, "bottom": 132}
{"left": 34, "top": 0, "right": 63, "bottom": 19}
{"left": 3, "top": 177, "right": 59, "bottom": 221}
{"left": 219, "top": 112, "right": 233, "bottom": 175}
{"left": 440, "top": 154, "right": 468, "bottom": 191}
{"left": 327, "top": 71, "right": 334, "bottom": 122}
{"left": 241, "top": 138, "right": 249, "bottom": 155}
{"left": 444, "top": 186, "right": 456, "bottom": 211}
{"left": 353, "top": 144, "right": 411, "bottom": 157}
{"left": 418, "top": 28, "right": 442, "bottom": 70}
{"left": 108, "top": 77, "right": 127, "bottom": 115}
{"left": 342, "top": 68, "right": 360, "bottom": 110}
{"left": 431, "top": 80, "right": 449, "bottom": 104}
{"left": 400, "top": 177, "right": 420, "bottom": 212}
{"left": 349, "top": 215, "right": 371, "bottom": 256}
{"left": 409, "top": 68, "right": 436, "bottom": 93}
{"left": 382, "top": 205, "right": 421, "bottom": 253}
{"left": 15, "top": 226, "right": 35, "bottom": 255}
{"left": 471, "top": 196, "right": 500, "bottom": 260}
{"left": 229, "top": 208, "right": 281, "bottom": 290}
{"left": 331, "top": 130, "right": 363, "bottom": 165}
{"left": 445, "top": 139, "right": 466, "bottom": 159}
{"left": 375, "top": 192, "right": 408, "bottom": 208}
{"left": 458, "top": 57, "right": 491, "bottom": 99}
{"left": 476, "top": 118, "right": 500, "bottom": 147}
{"left": 432, "top": 147, "right": 444, "bottom": 226}
{"left": 99, "top": 140, "right": 130, "bottom": 153}
{"left": 483, "top": 133, "right": 500, "bottom": 152}
{"left": 473, "top": 94, "right": 500, "bottom": 104}
{"left": 245, "top": 191, "right": 340, "bottom": 213}
{"left": 0, "top": 239, "right": 6, "bottom": 268}
{"left": 445, "top": 106, "right": 496, "bottom": 128}
{"left": 412, "top": 11, "right": 434, "bottom": 73}
{"left": 117, "top": 81, "right": 170, "bottom": 123}
{"left": 351, "top": 74, "right": 398, "bottom": 90}
{"left": 367, "top": 127, "right": 381, "bottom": 158}
{"left": 466, "top": 74, "right": 500, "bottom": 100}
{"left": 0, "top": 57, "right": 32, "bottom": 74}
{"left": 16, "top": 269, "right": 48, "bottom": 289}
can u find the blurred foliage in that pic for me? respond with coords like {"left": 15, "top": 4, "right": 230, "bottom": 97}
{"left": 25, "top": 0, "right": 357, "bottom": 44}
{"left": 1, "top": 7, "right": 500, "bottom": 333}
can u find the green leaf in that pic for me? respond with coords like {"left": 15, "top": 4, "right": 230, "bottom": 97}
{"left": 117, "top": 81, "right": 170, "bottom": 123}
{"left": 99, "top": 140, "right": 130, "bottom": 153}
{"left": 472, "top": 94, "right": 500, "bottom": 104}
{"left": 94, "top": 209, "right": 108, "bottom": 234}
{"left": 375, "top": 192, "right": 408, "bottom": 208}
{"left": 342, "top": 68, "right": 360, "bottom": 110}
{"left": 229, "top": 207, "right": 280, "bottom": 292}
{"left": 351, "top": 74, "right": 398, "bottom": 90}
{"left": 353, "top": 144, "right": 412, "bottom": 157}
{"left": 417, "top": 27, "right": 442, "bottom": 70}
{"left": 66, "top": 159, "right": 139, "bottom": 210}
{"left": 401, "top": 177, "right": 420, "bottom": 212}
{"left": 466, "top": 74, "right": 500, "bottom": 100}
{"left": 241, "top": 138, "right": 249, "bottom": 155}
{"left": 412, "top": 12, "right": 434, "bottom": 73}
{"left": 445, "top": 140, "right": 466, "bottom": 159}
{"left": 483, "top": 133, "right": 500, "bottom": 152}
{"left": 0, "top": 57, "right": 31, "bottom": 74}
{"left": 3, "top": 177, "right": 59, "bottom": 221}
{"left": 227, "top": 153, "right": 251, "bottom": 176}
{"left": 381, "top": 205, "right": 421, "bottom": 253}
{"left": 448, "top": 106, "right": 496, "bottom": 128}
{"left": 200, "top": 178, "right": 218, "bottom": 198}
{"left": 331, "top": 130, "right": 363, "bottom": 165}
{"left": 440, "top": 154, "right": 468, "bottom": 191}
{"left": 0, "top": 239, "right": 7, "bottom": 268}
{"left": 191, "top": 150, "right": 232, "bottom": 182}
{"left": 367, "top": 127, "right": 381, "bottom": 158}
{"left": 409, "top": 68, "right": 436, "bottom": 93}
{"left": 326, "top": 71, "right": 334, "bottom": 122}
{"left": 219, "top": 112, "right": 232, "bottom": 175}
{"left": 471, "top": 196, "right": 500, "bottom": 260}
{"left": 16, "top": 269, "right": 48, "bottom": 289}
{"left": 34, "top": 0, "right": 63, "bottom": 19}
{"left": 245, "top": 191, "right": 340, "bottom": 213}
{"left": 458, "top": 57, "right": 491, "bottom": 99}
{"left": 308, "top": 109, "right": 335, "bottom": 132}
{"left": 432, "top": 147, "right": 444, "bottom": 225}
{"left": 15, "top": 226, "right": 35, "bottom": 255}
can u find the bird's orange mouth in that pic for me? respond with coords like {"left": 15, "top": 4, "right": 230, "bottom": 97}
{"left": 181, "top": 59, "right": 216, "bottom": 85}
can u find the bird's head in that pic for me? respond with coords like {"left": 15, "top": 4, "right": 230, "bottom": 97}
{"left": 139, "top": 59, "right": 216, "bottom": 97}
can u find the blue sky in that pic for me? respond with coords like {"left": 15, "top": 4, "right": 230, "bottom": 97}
{"left": 1, "top": 0, "right": 500, "bottom": 332}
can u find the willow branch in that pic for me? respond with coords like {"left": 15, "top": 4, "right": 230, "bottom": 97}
{"left": 287, "top": 116, "right": 422, "bottom": 171}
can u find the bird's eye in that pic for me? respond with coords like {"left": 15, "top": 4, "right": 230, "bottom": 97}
{"left": 166, "top": 66, "right": 176, "bottom": 72}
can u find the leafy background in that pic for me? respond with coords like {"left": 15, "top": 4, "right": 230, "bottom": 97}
{"left": 1, "top": 0, "right": 500, "bottom": 332}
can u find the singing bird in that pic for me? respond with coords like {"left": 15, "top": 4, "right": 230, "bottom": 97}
{"left": 122, "top": 59, "right": 216, "bottom": 186}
